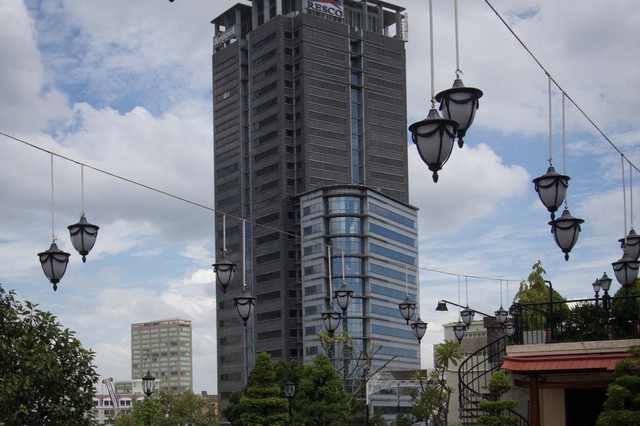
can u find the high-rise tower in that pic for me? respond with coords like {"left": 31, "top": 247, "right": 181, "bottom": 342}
{"left": 131, "top": 319, "right": 193, "bottom": 394}
{"left": 212, "top": 0, "right": 419, "bottom": 413}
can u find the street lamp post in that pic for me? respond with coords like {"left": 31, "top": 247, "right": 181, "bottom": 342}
{"left": 284, "top": 381, "right": 296, "bottom": 425}
{"left": 544, "top": 280, "right": 554, "bottom": 343}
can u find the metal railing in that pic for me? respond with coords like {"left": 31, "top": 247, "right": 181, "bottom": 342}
{"left": 458, "top": 335, "right": 529, "bottom": 426}
{"left": 509, "top": 294, "right": 640, "bottom": 345}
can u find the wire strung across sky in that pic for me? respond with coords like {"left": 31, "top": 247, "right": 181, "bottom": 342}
{"left": 1, "top": 2, "right": 637, "bottom": 287}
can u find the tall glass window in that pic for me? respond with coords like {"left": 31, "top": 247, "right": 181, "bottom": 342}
{"left": 328, "top": 196, "right": 361, "bottom": 214}
{"left": 329, "top": 217, "right": 361, "bottom": 234}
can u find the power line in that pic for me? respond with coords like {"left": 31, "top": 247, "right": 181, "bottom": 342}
{"left": 0, "top": 130, "right": 524, "bottom": 284}
{"left": 483, "top": 0, "right": 640, "bottom": 174}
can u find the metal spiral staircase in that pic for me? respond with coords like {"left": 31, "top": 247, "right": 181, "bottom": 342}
{"left": 457, "top": 335, "right": 529, "bottom": 425}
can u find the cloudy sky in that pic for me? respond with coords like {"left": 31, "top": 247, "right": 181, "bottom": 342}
{"left": 1, "top": 0, "right": 639, "bottom": 394}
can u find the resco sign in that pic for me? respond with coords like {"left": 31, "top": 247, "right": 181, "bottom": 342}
{"left": 214, "top": 26, "right": 237, "bottom": 48}
{"left": 307, "top": 0, "right": 344, "bottom": 18}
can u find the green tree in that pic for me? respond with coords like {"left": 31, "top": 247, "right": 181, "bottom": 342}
{"left": 115, "top": 391, "right": 218, "bottom": 426}
{"left": 610, "top": 279, "right": 640, "bottom": 339}
{"left": 477, "top": 371, "right": 518, "bottom": 425}
{"left": 294, "top": 353, "right": 351, "bottom": 425}
{"left": 0, "top": 285, "right": 98, "bottom": 425}
{"left": 412, "top": 340, "right": 463, "bottom": 426}
{"left": 597, "top": 345, "right": 640, "bottom": 426}
{"left": 238, "top": 352, "right": 289, "bottom": 425}
{"left": 513, "top": 261, "right": 567, "bottom": 332}
{"left": 222, "top": 391, "right": 243, "bottom": 426}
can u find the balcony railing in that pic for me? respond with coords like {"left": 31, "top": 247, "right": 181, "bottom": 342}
{"left": 508, "top": 294, "right": 640, "bottom": 345}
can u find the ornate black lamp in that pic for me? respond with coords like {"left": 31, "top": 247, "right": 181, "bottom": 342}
{"left": 504, "top": 318, "right": 516, "bottom": 338}
{"left": 68, "top": 214, "right": 99, "bottom": 263}
{"left": 533, "top": 166, "right": 569, "bottom": 220}
{"left": 411, "top": 317, "right": 428, "bottom": 343}
{"left": 612, "top": 252, "right": 640, "bottom": 289}
{"left": 619, "top": 229, "right": 640, "bottom": 261}
{"left": 142, "top": 369, "right": 156, "bottom": 397}
{"left": 495, "top": 306, "right": 509, "bottom": 325}
{"left": 399, "top": 297, "right": 416, "bottom": 325}
{"left": 284, "top": 381, "right": 295, "bottom": 425}
{"left": 38, "top": 241, "right": 70, "bottom": 291}
{"left": 436, "top": 79, "right": 482, "bottom": 148}
{"left": 549, "top": 207, "right": 584, "bottom": 260}
{"left": 321, "top": 306, "right": 341, "bottom": 337}
{"left": 460, "top": 306, "right": 475, "bottom": 326}
{"left": 234, "top": 292, "right": 257, "bottom": 327}
{"left": 453, "top": 321, "right": 466, "bottom": 343}
{"left": 213, "top": 254, "right": 236, "bottom": 294}
{"left": 334, "top": 282, "right": 354, "bottom": 313}
{"left": 409, "top": 109, "right": 459, "bottom": 183}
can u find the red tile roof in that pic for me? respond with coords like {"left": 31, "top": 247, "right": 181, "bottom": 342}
{"left": 501, "top": 353, "right": 630, "bottom": 372}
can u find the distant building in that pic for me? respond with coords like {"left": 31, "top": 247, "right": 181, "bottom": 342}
{"left": 131, "top": 318, "right": 193, "bottom": 394}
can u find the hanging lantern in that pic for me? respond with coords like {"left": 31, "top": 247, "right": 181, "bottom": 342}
{"left": 334, "top": 282, "right": 354, "bottom": 313}
{"left": 213, "top": 256, "right": 237, "bottom": 293}
{"left": 549, "top": 208, "right": 584, "bottom": 261}
{"left": 619, "top": 229, "right": 640, "bottom": 261}
{"left": 67, "top": 214, "right": 99, "bottom": 263}
{"left": 321, "top": 306, "right": 342, "bottom": 337}
{"left": 436, "top": 79, "right": 483, "bottom": 148}
{"left": 495, "top": 306, "right": 509, "bottom": 325}
{"left": 533, "top": 166, "right": 570, "bottom": 220}
{"left": 399, "top": 297, "right": 416, "bottom": 324}
{"left": 611, "top": 252, "right": 640, "bottom": 289}
{"left": 411, "top": 317, "right": 428, "bottom": 343}
{"left": 234, "top": 292, "right": 257, "bottom": 327}
{"left": 435, "top": 300, "right": 448, "bottom": 311}
{"left": 504, "top": 318, "right": 516, "bottom": 338}
{"left": 38, "top": 241, "right": 70, "bottom": 291}
{"left": 460, "top": 306, "right": 475, "bottom": 326}
{"left": 408, "top": 108, "right": 459, "bottom": 183}
{"left": 453, "top": 321, "right": 466, "bottom": 343}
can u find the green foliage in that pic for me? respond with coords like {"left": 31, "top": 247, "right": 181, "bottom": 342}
{"left": 610, "top": 280, "right": 640, "bottom": 339}
{"left": 294, "top": 354, "right": 351, "bottom": 425}
{"left": 0, "top": 285, "right": 98, "bottom": 425}
{"left": 238, "top": 352, "right": 288, "bottom": 426}
{"left": 115, "top": 391, "right": 218, "bottom": 426}
{"left": 477, "top": 371, "right": 518, "bottom": 426}
{"left": 514, "top": 261, "right": 567, "bottom": 329}
{"left": 597, "top": 346, "right": 640, "bottom": 426}
{"left": 222, "top": 391, "right": 243, "bottom": 426}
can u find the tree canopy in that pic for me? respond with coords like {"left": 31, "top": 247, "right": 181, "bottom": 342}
{"left": 115, "top": 390, "right": 218, "bottom": 426}
{"left": 0, "top": 285, "right": 98, "bottom": 425}
{"left": 597, "top": 345, "right": 640, "bottom": 426}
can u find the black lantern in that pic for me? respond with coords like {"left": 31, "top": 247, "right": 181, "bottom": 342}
{"left": 435, "top": 300, "right": 448, "bottom": 311}
{"left": 142, "top": 369, "right": 156, "bottom": 397}
{"left": 411, "top": 317, "right": 428, "bottom": 343}
{"left": 549, "top": 208, "right": 584, "bottom": 261}
{"left": 504, "top": 319, "right": 516, "bottom": 338}
{"left": 619, "top": 229, "right": 640, "bottom": 261}
{"left": 334, "top": 283, "right": 354, "bottom": 313}
{"left": 453, "top": 321, "right": 466, "bottom": 343}
{"left": 436, "top": 79, "right": 483, "bottom": 148}
{"left": 495, "top": 306, "right": 509, "bottom": 325}
{"left": 321, "top": 306, "right": 341, "bottom": 337}
{"left": 399, "top": 297, "right": 416, "bottom": 324}
{"left": 68, "top": 214, "right": 99, "bottom": 263}
{"left": 38, "top": 241, "right": 70, "bottom": 291}
{"left": 408, "top": 108, "right": 459, "bottom": 183}
{"left": 533, "top": 166, "right": 570, "bottom": 220}
{"left": 213, "top": 256, "right": 237, "bottom": 293}
{"left": 612, "top": 252, "right": 640, "bottom": 289}
{"left": 284, "top": 381, "right": 295, "bottom": 424}
{"left": 460, "top": 306, "right": 475, "bottom": 327}
{"left": 234, "top": 292, "right": 257, "bottom": 327}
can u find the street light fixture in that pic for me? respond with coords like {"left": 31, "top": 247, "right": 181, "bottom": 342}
{"left": 436, "top": 78, "right": 482, "bottom": 148}
{"left": 494, "top": 306, "right": 509, "bottom": 325}
{"left": 38, "top": 241, "right": 70, "bottom": 292}
{"left": 142, "top": 369, "right": 156, "bottom": 397}
{"left": 399, "top": 297, "right": 416, "bottom": 325}
{"left": 452, "top": 321, "right": 466, "bottom": 343}
{"left": 213, "top": 214, "right": 237, "bottom": 293}
{"left": 611, "top": 251, "right": 640, "bottom": 289}
{"left": 460, "top": 306, "right": 475, "bottom": 327}
{"left": 284, "top": 381, "right": 295, "bottom": 425}
{"left": 234, "top": 292, "right": 257, "bottom": 327}
{"left": 68, "top": 214, "right": 99, "bottom": 263}
{"left": 619, "top": 229, "right": 640, "bottom": 260}
{"left": 549, "top": 207, "right": 584, "bottom": 261}
{"left": 411, "top": 317, "right": 427, "bottom": 343}
{"left": 592, "top": 278, "right": 602, "bottom": 308}
{"left": 321, "top": 306, "right": 342, "bottom": 337}
{"left": 533, "top": 166, "right": 569, "bottom": 221}
{"left": 334, "top": 282, "right": 354, "bottom": 313}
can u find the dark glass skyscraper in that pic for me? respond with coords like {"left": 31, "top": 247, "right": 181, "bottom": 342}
{"left": 211, "top": 0, "right": 419, "bottom": 414}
